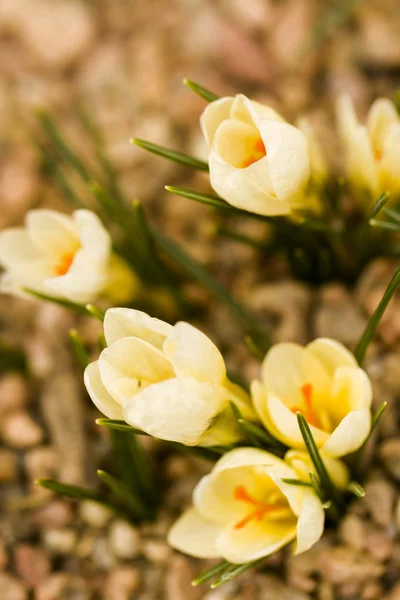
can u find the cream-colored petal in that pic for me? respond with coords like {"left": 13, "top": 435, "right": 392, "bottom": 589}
{"left": 263, "top": 395, "right": 329, "bottom": 448}
{"left": 225, "top": 379, "right": 256, "bottom": 421}
{"left": 200, "top": 96, "right": 235, "bottom": 146}
{"left": 259, "top": 120, "right": 310, "bottom": 204}
{"left": 285, "top": 449, "right": 350, "bottom": 490}
{"left": 103, "top": 308, "right": 173, "bottom": 348}
{"left": 379, "top": 123, "right": 400, "bottom": 195}
{"left": 212, "top": 447, "right": 287, "bottom": 474}
{"left": 295, "top": 490, "right": 324, "bottom": 555}
{"left": 197, "top": 407, "right": 241, "bottom": 447}
{"left": 0, "top": 228, "right": 46, "bottom": 270}
{"left": 216, "top": 517, "right": 297, "bottom": 564}
{"left": 306, "top": 338, "right": 357, "bottom": 375}
{"left": 84, "top": 361, "right": 124, "bottom": 419}
{"left": 26, "top": 210, "right": 79, "bottom": 255}
{"left": 123, "top": 378, "right": 226, "bottom": 445}
{"left": 168, "top": 508, "right": 222, "bottom": 559}
{"left": 322, "top": 408, "right": 371, "bottom": 458}
{"left": 213, "top": 119, "right": 267, "bottom": 170}
{"left": 343, "top": 125, "right": 379, "bottom": 198}
{"left": 330, "top": 366, "right": 372, "bottom": 426}
{"left": 163, "top": 322, "right": 226, "bottom": 383}
{"left": 98, "top": 337, "right": 174, "bottom": 404}
{"left": 296, "top": 117, "right": 327, "bottom": 184}
{"left": 74, "top": 209, "right": 111, "bottom": 262}
{"left": 208, "top": 149, "right": 291, "bottom": 216}
{"left": 44, "top": 246, "right": 107, "bottom": 303}
{"left": 336, "top": 94, "right": 360, "bottom": 148}
{"left": 367, "top": 98, "right": 399, "bottom": 157}
{"left": 230, "top": 94, "right": 284, "bottom": 127}
{"left": 260, "top": 343, "right": 331, "bottom": 408}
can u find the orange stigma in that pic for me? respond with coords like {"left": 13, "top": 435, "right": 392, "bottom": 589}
{"left": 233, "top": 486, "right": 276, "bottom": 530}
{"left": 240, "top": 138, "right": 266, "bottom": 168}
{"left": 290, "top": 383, "right": 320, "bottom": 428}
{"left": 55, "top": 252, "right": 75, "bottom": 276}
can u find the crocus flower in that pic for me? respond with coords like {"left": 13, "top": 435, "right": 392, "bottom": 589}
{"left": 251, "top": 338, "right": 372, "bottom": 458}
{"left": 84, "top": 308, "right": 254, "bottom": 446}
{"left": 337, "top": 94, "right": 400, "bottom": 204}
{"left": 200, "top": 94, "right": 313, "bottom": 216}
{"left": 168, "top": 447, "right": 324, "bottom": 563}
{"left": 0, "top": 209, "right": 137, "bottom": 304}
{"left": 285, "top": 449, "right": 350, "bottom": 490}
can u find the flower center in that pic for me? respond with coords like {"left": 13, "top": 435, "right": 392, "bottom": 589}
{"left": 290, "top": 383, "right": 321, "bottom": 428}
{"left": 240, "top": 138, "right": 266, "bottom": 168}
{"left": 233, "top": 485, "right": 283, "bottom": 530}
{"left": 55, "top": 252, "right": 75, "bottom": 276}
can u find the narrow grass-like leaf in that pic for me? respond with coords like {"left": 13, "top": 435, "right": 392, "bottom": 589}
{"left": 210, "top": 558, "right": 265, "bottom": 588}
{"left": 168, "top": 442, "right": 225, "bottom": 463}
{"left": 281, "top": 478, "right": 313, "bottom": 488}
{"left": 96, "top": 418, "right": 149, "bottom": 435}
{"left": 382, "top": 207, "right": 400, "bottom": 224}
{"left": 86, "top": 304, "right": 106, "bottom": 321}
{"left": 38, "top": 143, "right": 85, "bottom": 208}
{"left": 296, "top": 413, "right": 336, "bottom": 501}
{"left": 183, "top": 79, "right": 219, "bottom": 102}
{"left": 347, "top": 481, "right": 365, "bottom": 498}
{"left": 244, "top": 335, "right": 265, "bottom": 360}
{"left": 36, "top": 478, "right": 125, "bottom": 518}
{"left": 230, "top": 402, "right": 262, "bottom": 448}
{"left": 354, "top": 267, "right": 400, "bottom": 365}
{"left": 37, "top": 111, "right": 93, "bottom": 183}
{"left": 68, "top": 329, "right": 89, "bottom": 370}
{"left": 369, "top": 219, "right": 400, "bottom": 232}
{"left": 151, "top": 228, "right": 270, "bottom": 352}
{"left": 97, "top": 470, "right": 149, "bottom": 519}
{"left": 165, "top": 186, "right": 239, "bottom": 213}
{"left": 370, "top": 192, "right": 391, "bottom": 219}
{"left": 192, "top": 561, "right": 230, "bottom": 586}
{"left": 133, "top": 139, "right": 209, "bottom": 171}
{"left": 23, "top": 288, "right": 87, "bottom": 314}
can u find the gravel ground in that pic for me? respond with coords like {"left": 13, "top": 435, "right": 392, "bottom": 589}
{"left": 1, "top": 1, "right": 400, "bottom": 598}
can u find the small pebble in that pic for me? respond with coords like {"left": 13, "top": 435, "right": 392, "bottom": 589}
{"left": 108, "top": 520, "right": 141, "bottom": 560}
{"left": 79, "top": 500, "right": 113, "bottom": 528}
{"left": 0, "top": 411, "right": 43, "bottom": 448}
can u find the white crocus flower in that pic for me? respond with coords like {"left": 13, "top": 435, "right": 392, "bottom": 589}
{"left": 251, "top": 338, "right": 372, "bottom": 458}
{"left": 201, "top": 94, "right": 313, "bottom": 216}
{"left": 84, "top": 308, "right": 255, "bottom": 446}
{"left": 337, "top": 94, "right": 400, "bottom": 205}
{"left": 168, "top": 447, "right": 324, "bottom": 563}
{"left": 0, "top": 209, "right": 137, "bottom": 304}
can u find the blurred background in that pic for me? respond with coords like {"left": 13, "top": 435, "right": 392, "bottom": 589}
{"left": 1, "top": 1, "right": 400, "bottom": 599}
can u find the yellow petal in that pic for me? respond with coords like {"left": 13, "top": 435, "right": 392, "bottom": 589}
{"left": 322, "top": 408, "right": 371, "bottom": 458}
{"left": 295, "top": 490, "right": 324, "bottom": 555}
{"left": 123, "top": 378, "right": 226, "bottom": 445}
{"left": 26, "top": 209, "right": 79, "bottom": 255}
{"left": 285, "top": 449, "right": 350, "bottom": 490}
{"left": 259, "top": 120, "right": 310, "bottom": 205}
{"left": 163, "top": 322, "right": 226, "bottom": 384}
{"left": 379, "top": 123, "right": 400, "bottom": 195}
{"left": 367, "top": 98, "right": 399, "bottom": 157}
{"left": 98, "top": 337, "right": 174, "bottom": 404}
{"left": 168, "top": 508, "right": 222, "bottom": 559}
{"left": 103, "top": 308, "right": 172, "bottom": 348}
{"left": 200, "top": 96, "right": 235, "bottom": 146}
{"left": 230, "top": 94, "right": 284, "bottom": 127}
{"left": 216, "top": 517, "right": 297, "bottom": 564}
{"left": 306, "top": 338, "right": 357, "bottom": 375}
{"left": 84, "top": 361, "right": 124, "bottom": 419}
{"left": 330, "top": 366, "right": 372, "bottom": 422}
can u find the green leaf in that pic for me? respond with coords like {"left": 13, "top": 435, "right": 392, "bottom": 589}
{"left": 244, "top": 335, "right": 265, "bottom": 360}
{"left": 97, "top": 470, "right": 149, "bottom": 519}
{"left": 23, "top": 288, "right": 88, "bottom": 314}
{"left": 165, "top": 186, "right": 240, "bottom": 213}
{"left": 183, "top": 78, "right": 219, "bottom": 102}
{"left": 370, "top": 192, "right": 391, "bottom": 219}
{"left": 296, "top": 412, "right": 336, "bottom": 502}
{"left": 37, "top": 142, "right": 85, "bottom": 208}
{"left": 96, "top": 418, "right": 149, "bottom": 435}
{"left": 281, "top": 478, "right": 313, "bottom": 488}
{"left": 192, "top": 561, "right": 230, "bottom": 586}
{"left": 168, "top": 442, "right": 225, "bottom": 463}
{"left": 210, "top": 558, "right": 265, "bottom": 588}
{"left": 132, "top": 139, "right": 209, "bottom": 171}
{"left": 347, "top": 481, "right": 365, "bottom": 498}
{"left": 369, "top": 219, "right": 400, "bottom": 232}
{"left": 35, "top": 478, "right": 125, "bottom": 518}
{"left": 382, "top": 207, "right": 400, "bottom": 224}
{"left": 85, "top": 304, "right": 106, "bottom": 321}
{"left": 68, "top": 329, "right": 89, "bottom": 370}
{"left": 110, "top": 430, "right": 156, "bottom": 505}
{"left": 37, "top": 110, "right": 93, "bottom": 184}
{"left": 354, "top": 267, "right": 400, "bottom": 365}
{"left": 151, "top": 227, "right": 270, "bottom": 352}
{"left": 230, "top": 401, "right": 262, "bottom": 449}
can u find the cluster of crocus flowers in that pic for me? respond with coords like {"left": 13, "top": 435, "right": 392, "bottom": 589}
{"left": 0, "top": 209, "right": 137, "bottom": 304}
{"left": 200, "top": 94, "right": 325, "bottom": 217}
{"left": 84, "top": 307, "right": 255, "bottom": 446}
{"left": 337, "top": 94, "right": 400, "bottom": 205}
{"left": 168, "top": 447, "right": 325, "bottom": 563}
